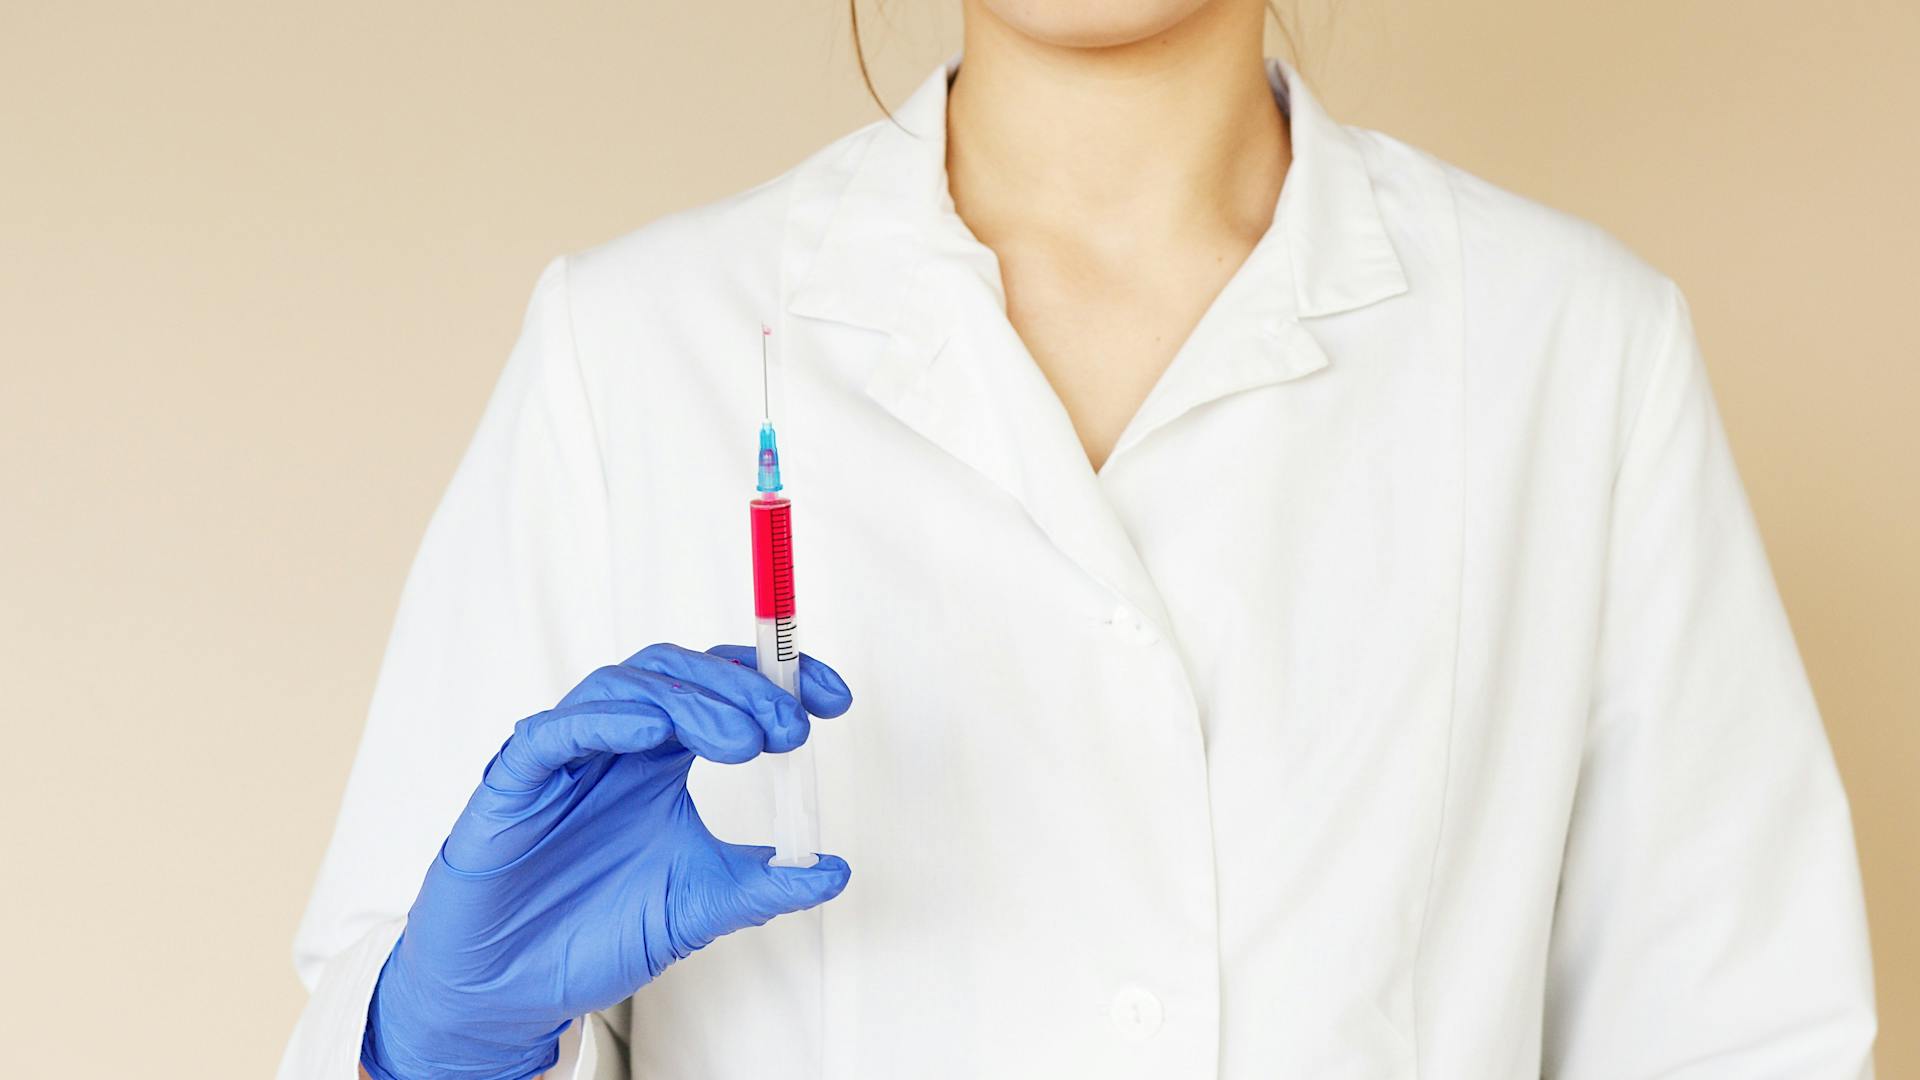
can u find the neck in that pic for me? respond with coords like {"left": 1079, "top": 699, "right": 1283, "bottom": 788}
{"left": 947, "top": 0, "right": 1288, "bottom": 246}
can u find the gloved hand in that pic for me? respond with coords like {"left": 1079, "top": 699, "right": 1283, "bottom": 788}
{"left": 360, "top": 643, "right": 854, "bottom": 1080}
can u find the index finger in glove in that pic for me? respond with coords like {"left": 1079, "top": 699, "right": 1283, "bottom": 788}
{"left": 487, "top": 698, "right": 676, "bottom": 792}
{"left": 702, "top": 644, "right": 854, "bottom": 719}
{"left": 617, "top": 643, "right": 815, "bottom": 753}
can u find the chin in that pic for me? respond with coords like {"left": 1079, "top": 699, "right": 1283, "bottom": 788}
{"left": 976, "top": 0, "right": 1223, "bottom": 49}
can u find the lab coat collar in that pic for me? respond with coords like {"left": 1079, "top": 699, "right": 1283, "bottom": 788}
{"left": 1267, "top": 59, "right": 1410, "bottom": 317}
{"left": 787, "top": 52, "right": 1409, "bottom": 336}
{"left": 784, "top": 53, "right": 1409, "bottom": 635}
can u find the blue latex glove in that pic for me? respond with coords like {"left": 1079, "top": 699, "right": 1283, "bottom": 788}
{"left": 360, "top": 643, "right": 854, "bottom": 1080}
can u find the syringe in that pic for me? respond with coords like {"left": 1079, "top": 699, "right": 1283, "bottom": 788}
{"left": 751, "top": 325, "right": 820, "bottom": 869}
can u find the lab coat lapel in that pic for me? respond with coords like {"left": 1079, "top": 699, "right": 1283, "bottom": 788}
{"left": 864, "top": 259, "right": 1176, "bottom": 630}
{"left": 1103, "top": 245, "right": 1329, "bottom": 466}
{"left": 1087, "top": 60, "right": 1410, "bottom": 467}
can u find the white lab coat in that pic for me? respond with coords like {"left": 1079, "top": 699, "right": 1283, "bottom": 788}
{"left": 281, "top": 55, "right": 1877, "bottom": 1079}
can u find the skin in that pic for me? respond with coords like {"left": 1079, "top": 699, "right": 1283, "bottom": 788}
{"left": 949, "top": 0, "right": 1291, "bottom": 472}
{"left": 358, "top": 6, "right": 1286, "bottom": 1075}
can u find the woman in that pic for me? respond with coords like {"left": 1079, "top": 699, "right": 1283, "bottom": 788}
{"left": 283, "top": 1, "right": 1878, "bottom": 1077}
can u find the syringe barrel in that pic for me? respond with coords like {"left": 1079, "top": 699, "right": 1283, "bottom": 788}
{"left": 750, "top": 496, "right": 796, "bottom": 647}
{"left": 750, "top": 495, "right": 818, "bottom": 868}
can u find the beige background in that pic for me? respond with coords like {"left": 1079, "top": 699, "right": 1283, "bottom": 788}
{"left": 2, "top": 1, "right": 1913, "bottom": 1073}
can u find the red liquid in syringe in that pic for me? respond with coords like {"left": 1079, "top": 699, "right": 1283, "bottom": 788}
{"left": 750, "top": 494, "right": 797, "bottom": 663}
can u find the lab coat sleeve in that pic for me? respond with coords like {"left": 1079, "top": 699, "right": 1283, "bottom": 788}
{"left": 1541, "top": 282, "right": 1878, "bottom": 1077}
{"left": 278, "top": 256, "right": 630, "bottom": 1079}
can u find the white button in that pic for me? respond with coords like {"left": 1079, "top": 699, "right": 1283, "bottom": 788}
{"left": 1108, "top": 604, "right": 1161, "bottom": 646}
{"left": 1109, "top": 985, "right": 1164, "bottom": 1039}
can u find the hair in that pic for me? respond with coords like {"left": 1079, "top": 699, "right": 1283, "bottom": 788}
{"left": 849, "top": 1, "right": 1299, "bottom": 119}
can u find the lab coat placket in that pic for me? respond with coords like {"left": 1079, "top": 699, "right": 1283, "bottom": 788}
{"left": 791, "top": 230, "right": 1409, "bottom": 1080}
{"left": 787, "top": 188, "right": 1255, "bottom": 1071}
